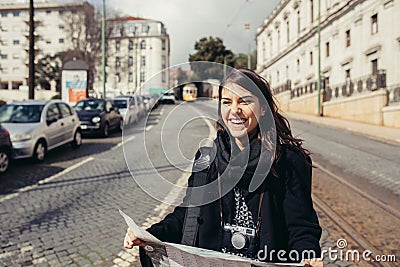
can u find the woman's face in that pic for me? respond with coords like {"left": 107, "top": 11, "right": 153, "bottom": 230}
{"left": 220, "top": 82, "right": 266, "bottom": 141}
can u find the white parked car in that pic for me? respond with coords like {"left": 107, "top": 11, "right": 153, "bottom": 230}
{"left": 0, "top": 100, "right": 82, "bottom": 162}
{"left": 113, "top": 97, "right": 140, "bottom": 125}
{"left": 161, "top": 91, "right": 175, "bottom": 104}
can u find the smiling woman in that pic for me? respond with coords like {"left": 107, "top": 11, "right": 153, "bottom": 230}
{"left": 124, "top": 68, "right": 323, "bottom": 266}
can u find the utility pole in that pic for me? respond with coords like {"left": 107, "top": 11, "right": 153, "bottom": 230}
{"left": 101, "top": 0, "right": 106, "bottom": 98}
{"left": 28, "top": 0, "right": 35, "bottom": 99}
{"left": 244, "top": 23, "right": 251, "bottom": 69}
{"left": 317, "top": 0, "right": 322, "bottom": 116}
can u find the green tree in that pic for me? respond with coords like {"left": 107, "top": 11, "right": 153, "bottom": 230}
{"left": 234, "top": 51, "right": 257, "bottom": 70}
{"left": 35, "top": 54, "right": 62, "bottom": 91}
{"left": 189, "top": 37, "right": 235, "bottom": 80}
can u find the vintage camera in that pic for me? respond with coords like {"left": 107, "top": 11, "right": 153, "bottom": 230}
{"left": 221, "top": 223, "right": 259, "bottom": 258}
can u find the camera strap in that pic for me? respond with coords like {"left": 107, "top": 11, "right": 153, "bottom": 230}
{"left": 218, "top": 173, "right": 265, "bottom": 236}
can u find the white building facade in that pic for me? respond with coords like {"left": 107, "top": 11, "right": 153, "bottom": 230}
{"left": 103, "top": 16, "right": 170, "bottom": 97}
{"left": 0, "top": 0, "right": 93, "bottom": 93}
{"left": 256, "top": 0, "right": 400, "bottom": 104}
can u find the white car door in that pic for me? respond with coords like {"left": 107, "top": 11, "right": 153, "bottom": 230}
{"left": 57, "top": 102, "right": 75, "bottom": 141}
{"left": 44, "top": 103, "right": 64, "bottom": 148}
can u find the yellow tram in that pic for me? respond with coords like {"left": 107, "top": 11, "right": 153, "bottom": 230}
{"left": 182, "top": 83, "right": 197, "bottom": 101}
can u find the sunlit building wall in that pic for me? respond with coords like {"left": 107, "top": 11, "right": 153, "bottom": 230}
{"left": 256, "top": 0, "right": 400, "bottom": 95}
{"left": 103, "top": 16, "right": 170, "bottom": 97}
{"left": 0, "top": 1, "right": 93, "bottom": 92}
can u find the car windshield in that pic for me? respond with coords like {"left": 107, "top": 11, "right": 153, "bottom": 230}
{"left": 113, "top": 99, "right": 128, "bottom": 109}
{"left": 0, "top": 104, "right": 44, "bottom": 123}
{"left": 74, "top": 99, "right": 105, "bottom": 112}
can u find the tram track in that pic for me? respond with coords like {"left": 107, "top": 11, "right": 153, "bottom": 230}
{"left": 312, "top": 161, "right": 399, "bottom": 267}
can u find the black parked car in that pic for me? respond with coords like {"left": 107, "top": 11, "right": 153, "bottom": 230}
{"left": 0, "top": 123, "right": 12, "bottom": 174}
{"left": 74, "top": 98, "right": 123, "bottom": 137}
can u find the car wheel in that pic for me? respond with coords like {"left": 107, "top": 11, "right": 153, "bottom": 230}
{"left": 0, "top": 149, "right": 10, "bottom": 174}
{"left": 102, "top": 123, "right": 109, "bottom": 137}
{"left": 33, "top": 140, "right": 47, "bottom": 162}
{"left": 118, "top": 119, "right": 123, "bottom": 132}
{"left": 71, "top": 130, "right": 82, "bottom": 148}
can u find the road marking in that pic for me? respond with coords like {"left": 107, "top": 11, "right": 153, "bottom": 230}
{"left": 145, "top": 125, "right": 153, "bottom": 131}
{"left": 160, "top": 108, "right": 164, "bottom": 116}
{"left": 112, "top": 105, "right": 216, "bottom": 266}
{"left": 0, "top": 157, "right": 94, "bottom": 204}
{"left": 114, "top": 136, "right": 136, "bottom": 150}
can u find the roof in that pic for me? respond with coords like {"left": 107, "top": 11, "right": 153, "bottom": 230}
{"left": 107, "top": 16, "right": 150, "bottom": 22}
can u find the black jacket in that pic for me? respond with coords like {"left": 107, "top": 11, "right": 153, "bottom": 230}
{"left": 140, "top": 144, "right": 322, "bottom": 265}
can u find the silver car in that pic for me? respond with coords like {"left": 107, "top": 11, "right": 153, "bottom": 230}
{"left": 0, "top": 100, "right": 82, "bottom": 162}
{"left": 113, "top": 97, "right": 139, "bottom": 125}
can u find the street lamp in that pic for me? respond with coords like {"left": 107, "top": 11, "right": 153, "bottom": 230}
{"left": 317, "top": 0, "right": 322, "bottom": 116}
{"left": 244, "top": 23, "right": 251, "bottom": 69}
{"left": 101, "top": 0, "right": 106, "bottom": 98}
{"left": 28, "top": 0, "right": 35, "bottom": 99}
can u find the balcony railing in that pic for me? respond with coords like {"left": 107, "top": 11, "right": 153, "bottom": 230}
{"left": 387, "top": 84, "right": 400, "bottom": 105}
{"left": 272, "top": 80, "right": 291, "bottom": 94}
{"left": 291, "top": 81, "right": 318, "bottom": 98}
{"left": 323, "top": 70, "right": 386, "bottom": 102}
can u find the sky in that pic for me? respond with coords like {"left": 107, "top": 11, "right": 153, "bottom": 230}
{"left": 103, "top": 0, "right": 281, "bottom": 66}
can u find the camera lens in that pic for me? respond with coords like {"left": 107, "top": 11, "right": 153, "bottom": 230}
{"left": 231, "top": 232, "right": 246, "bottom": 249}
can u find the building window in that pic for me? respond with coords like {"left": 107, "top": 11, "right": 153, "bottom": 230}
{"left": 161, "top": 55, "right": 166, "bottom": 69}
{"left": 142, "top": 24, "right": 150, "bottom": 33}
{"left": 59, "top": 38, "right": 64, "bottom": 44}
{"left": 46, "top": 10, "right": 51, "bottom": 15}
{"left": 297, "top": 11, "right": 301, "bottom": 34}
{"left": 310, "top": 51, "right": 313, "bottom": 65}
{"left": 128, "top": 40, "right": 133, "bottom": 50}
{"left": 119, "top": 27, "right": 124, "bottom": 37}
{"left": 128, "top": 56, "right": 133, "bottom": 67}
{"left": 371, "top": 59, "right": 378, "bottom": 75}
{"left": 269, "top": 36, "right": 273, "bottom": 57}
{"left": 278, "top": 30, "right": 281, "bottom": 50}
{"left": 286, "top": 65, "right": 289, "bottom": 79}
{"left": 116, "top": 40, "right": 120, "bottom": 52}
{"left": 59, "top": 10, "right": 64, "bottom": 15}
{"left": 46, "top": 40, "right": 51, "bottom": 44}
{"left": 140, "top": 40, "right": 146, "bottom": 49}
{"left": 128, "top": 72, "right": 133, "bottom": 83}
{"left": 162, "top": 39, "right": 166, "bottom": 50}
{"left": 286, "top": 20, "right": 290, "bottom": 43}
{"left": 13, "top": 40, "right": 20, "bottom": 45}
{"left": 140, "top": 71, "right": 145, "bottom": 82}
{"left": 140, "top": 56, "right": 146, "bottom": 67}
{"left": 115, "top": 73, "right": 121, "bottom": 83}
{"left": 59, "top": 24, "right": 65, "bottom": 29}
{"left": 310, "top": 0, "right": 314, "bottom": 23}
{"left": 1, "top": 12, "right": 8, "bottom": 17}
{"left": 345, "top": 30, "right": 350, "bottom": 47}
{"left": 0, "top": 54, "right": 8, "bottom": 59}
{"left": 162, "top": 72, "right": 166, "bottom": 83}
{"left": 297, "top": 58, "right": 300, "bottom": 73}
{"left": 116, "top": 57, "right": 121, "bottom": 68}
{"left": 326, "top": 42, "right": 330, "bottom": 57}
{"left": 277, "top": 71, "right": 280, "bottom": 83}
{"left": 371, "top": 14, "right": 378, "bottom": 34}
{"left": 345, "top": 69, "right": 351, "bottom": 80}
{"left": 13, "top": 11, "right": 20, "bottom": 17}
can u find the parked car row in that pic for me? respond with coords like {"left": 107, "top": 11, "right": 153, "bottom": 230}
{"left": 0, "top": 94, "right": 161, "bottom": 174}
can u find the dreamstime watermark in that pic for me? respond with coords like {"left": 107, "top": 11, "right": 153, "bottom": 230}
{"left": 256, "top": 239, "right": 397, "bottom": 263}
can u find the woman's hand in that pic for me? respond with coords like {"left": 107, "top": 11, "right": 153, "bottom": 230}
{"left": 301, "top": 259, "right": 324, "bottom": 267}
{"left": 123, "top": 228, "right": 146, "bottom": 249}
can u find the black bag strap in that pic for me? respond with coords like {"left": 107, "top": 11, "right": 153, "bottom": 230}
{"left": 181, "top": 146, "right": 213, "bottom": 246}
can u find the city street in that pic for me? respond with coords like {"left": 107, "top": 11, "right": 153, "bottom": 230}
{"left": 0, "top": 101, "right": 399, "bottom": 266}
